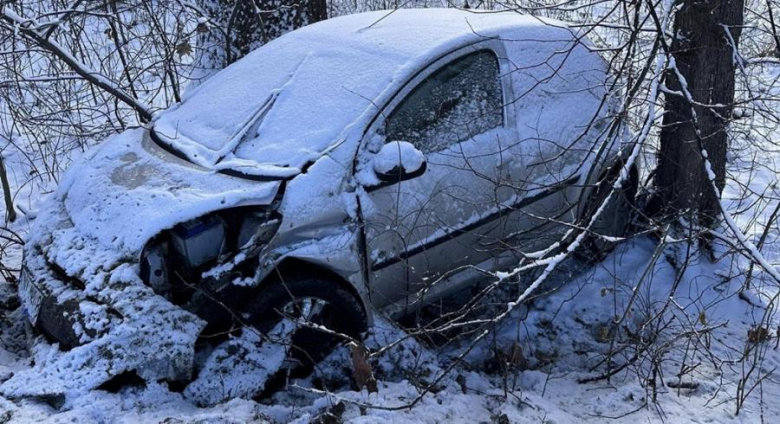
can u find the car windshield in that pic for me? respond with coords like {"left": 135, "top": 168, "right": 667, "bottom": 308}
{"left": 152, "top": 36, "right": 403, "bottom": 178}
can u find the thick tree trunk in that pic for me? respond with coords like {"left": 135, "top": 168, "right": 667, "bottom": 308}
{"left": 198, "top": 0, "right": 328, "bottom": 71}
{"left": 656, "top": 0, "right": 744, "bottom": 227}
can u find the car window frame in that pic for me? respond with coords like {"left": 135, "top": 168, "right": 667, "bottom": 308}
{"left": 383, "top": 49, "right": 506, "bottom": 155}
{"left": 356, "top": 39, "right": 516, "bottom": 178}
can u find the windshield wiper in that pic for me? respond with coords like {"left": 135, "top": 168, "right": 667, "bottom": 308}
{"left": 214, "top": 92, "right": 279, "bottom": 166}
{"left": 149, "top": 128, "right": 193, "bottom": 164}
{"left": 150, "top": 92, "right": 287, "bottom": 181}
{"left": 149, "top": 126, "right": 286, "bottom": 182}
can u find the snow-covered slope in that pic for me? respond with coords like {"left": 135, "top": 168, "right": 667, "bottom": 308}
{"left": 1, "top": 234, "right": 780, "bottom": 422}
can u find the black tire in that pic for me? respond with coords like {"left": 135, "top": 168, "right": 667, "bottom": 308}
{"left": 575, "top": 165, "right": 638, "bottom": 263}
{"left": 244, "top": 274, "right": 367, "bottom": 375}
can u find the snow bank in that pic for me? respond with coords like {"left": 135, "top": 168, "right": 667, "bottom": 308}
{"left": 184, "top": 322, "right": 293, "bottom": 406}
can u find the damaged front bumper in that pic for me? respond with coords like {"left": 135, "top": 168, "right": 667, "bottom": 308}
{"left": 20, "top": 257, "right": 93, "bottom": 350}
{"left": 6, "top": 237, "right": 206, "bottom": 398}
{"left": 2, "top": 128, "right": 289, "bottom": 399}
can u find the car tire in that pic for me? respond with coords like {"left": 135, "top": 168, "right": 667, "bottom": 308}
{"left": 575, "top": 165, "right": 638, "bottom": 263}
{"left": 244, "top": 274, "right": 367, "bottom": 375}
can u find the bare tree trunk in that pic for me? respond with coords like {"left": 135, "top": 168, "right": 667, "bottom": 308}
{"left": 0, "top": 154, "right": 15, "bottom": 223}
{"left": 198, "top": 0, "right": 328, "bottom": 71}
{"left": 656, "top": 0, "right": 744, "bottom": 227}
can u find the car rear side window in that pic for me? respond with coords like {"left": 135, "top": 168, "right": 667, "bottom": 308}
{"left": 384, "top": 50, "right": 504, "bottom": 154}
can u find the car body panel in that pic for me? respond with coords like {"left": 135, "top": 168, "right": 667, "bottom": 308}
{"left": 352, "top": 33, "right": 625, "bottom": 311}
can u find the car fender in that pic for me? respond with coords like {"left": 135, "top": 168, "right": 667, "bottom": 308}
{"left": 252, "top": 227, "right": 374, "bottom": 326}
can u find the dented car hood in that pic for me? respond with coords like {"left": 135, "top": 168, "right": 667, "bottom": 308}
{"left": 2, "top": 128, "right": 283, "bottom": 399}
{"left": 61, "top": 128, "right": 282, "bottom": 257}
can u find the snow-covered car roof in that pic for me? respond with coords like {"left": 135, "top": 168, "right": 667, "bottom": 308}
{"left": 152, "top": 8, "right": 576, "bottom": 177}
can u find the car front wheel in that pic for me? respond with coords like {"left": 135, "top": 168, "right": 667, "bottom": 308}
{"left": 244, "top": 274, "right": 367, "bottom": 376}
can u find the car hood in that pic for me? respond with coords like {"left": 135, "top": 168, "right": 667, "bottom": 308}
{"left": 58, "top": 128, "right": 282, "bottom": 258}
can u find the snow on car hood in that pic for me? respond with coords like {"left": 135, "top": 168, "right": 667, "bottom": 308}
{"left": 61, "top": 128, "right": 281, "bottom": 257}
{"left": 152, "top": 9, "right": 568, "bottom": 175}
{"left": 152, "top": 40, "right": 399, "bottom": 174}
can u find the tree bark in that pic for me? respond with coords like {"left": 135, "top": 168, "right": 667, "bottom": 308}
{"left": 0, "top": 155, "right": 16, "bottom": 223}
{"left": 199, "top": 0, "right": 328, "bottom": 71}
{"left": 656, "top": 0, "right": 744, "bottom": 227}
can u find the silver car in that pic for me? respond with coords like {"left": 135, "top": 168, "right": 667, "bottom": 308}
{"left": 17, "top": 9, "right": 637, "bottom": 385}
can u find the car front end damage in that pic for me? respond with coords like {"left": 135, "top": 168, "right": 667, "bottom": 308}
{"left": 11, "top": 219, "right": 206, "bottom": 396}
{"left": 13, "top": 204, "right": 288, "bottom": 394}
{"left": 2, "top": 128, "right": 294, "bottom": 398}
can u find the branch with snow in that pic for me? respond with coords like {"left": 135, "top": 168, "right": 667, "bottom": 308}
{"left": 1, "top": 8, "right": 154, "bottom": 122}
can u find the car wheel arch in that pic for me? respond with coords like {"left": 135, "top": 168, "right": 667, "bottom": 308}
{"left": 252, "top": 257, "right": 373, "bottom": 327}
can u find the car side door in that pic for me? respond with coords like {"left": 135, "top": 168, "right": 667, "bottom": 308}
{"left": 356, "top": 46, "right": 522, "bottom": 309}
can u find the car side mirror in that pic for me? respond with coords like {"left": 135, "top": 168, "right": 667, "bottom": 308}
{"left": 372, "top": 141, "right": 426, "bottom": 183}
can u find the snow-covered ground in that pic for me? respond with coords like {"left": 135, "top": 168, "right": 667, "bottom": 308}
{"left": 2, "top": 143, "right": 780, "bottom": 423}
{"left": 2, "top": 230, "right": 779, "bottom": 422}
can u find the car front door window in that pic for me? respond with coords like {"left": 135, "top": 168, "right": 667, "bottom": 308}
{"left": 384, "top": 50, "right": 504, "bottom": 154}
